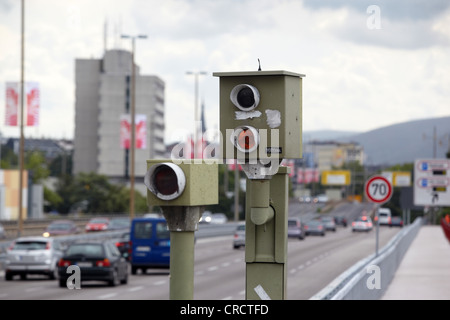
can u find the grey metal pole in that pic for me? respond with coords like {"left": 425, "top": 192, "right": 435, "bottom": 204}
{"left": 130, "top": 37, "right": 136, "bottom": 220}
{"left": 18, "top": 0, "right": 25, "bottom": 237}
{"left": 375, "top": 204, "right": 380, "bottom": 256}
{"left": 169, "top": 231, "right": 195, "bottom": 300}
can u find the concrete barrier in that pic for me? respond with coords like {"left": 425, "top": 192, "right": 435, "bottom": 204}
{"left": 310, "top": 217, "right": 422, "bottom": 300}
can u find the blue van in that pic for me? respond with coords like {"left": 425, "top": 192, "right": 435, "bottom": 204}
{"left": 130, "top": 217, "right": 170, "bottom": 274}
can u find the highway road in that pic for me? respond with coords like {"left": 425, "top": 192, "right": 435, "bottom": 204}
{"left": 0, "top": 202, "right": 402, "bottom": 300}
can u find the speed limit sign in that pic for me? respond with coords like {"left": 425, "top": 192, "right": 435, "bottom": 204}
{"left": 364, "top": 175, "right": 393, "bottom": 204}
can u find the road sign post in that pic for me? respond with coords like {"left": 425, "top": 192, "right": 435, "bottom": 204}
{"left": 414, "top": 159, "right": 450, "bottom": 207}
{"left": 364, "top": 175, "right": 393, "bottom": 256}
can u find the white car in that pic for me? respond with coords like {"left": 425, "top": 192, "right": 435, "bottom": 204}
{"left": 378, "top": 208, "right": 392, "bottom": 225}
{"left": 352, "top": 216, "right": 373, "bottom": 232}
{"left": 5, "top": 236, "right": 63, "bottom": 280}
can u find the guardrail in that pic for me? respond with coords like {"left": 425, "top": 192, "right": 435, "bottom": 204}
{"left": 310, "top": 217, "right": 422, "bottom": 300}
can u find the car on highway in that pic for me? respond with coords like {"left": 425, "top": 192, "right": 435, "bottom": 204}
{"left": 199, "top": 211, "right": 213, "bottom": 224}
{"left": 85, "top": 217, "right": 110, "bottom": 232}
{"left": 210, "top": 213, "right": 228, "bottom": 224}
{"left": 5, "top": 236, "right": 63, "bottom": 280}
{"left": 299, "top": 195, "right": 312, "bottom": 203}
{"left": 0, "top": 222, "right": 6, "bottom": 239}
{"left": 130, "top": 217, "right": 171, "bottom": 274}
{"left": 43, "top": 220, "right": 80, "bottom": 237}
{"left": 334, "top": 216, "right": 347, "bottom": 227}
{"left": 233, "top": 222, "right": 246, "bottom": 249}
{"left": 389, "top": 216, "right": 403, "bottom": 228}
{"left": 378, "top": 208, "right": 392, "bottom": 226}
{"left": 352, "top": 216, "right": 373, "bottom": 232}
{"left": 320, "top": 216, "right": 336, "bottom": 232}
{"left": 113, "top": 231, "right": 131, "bottom": 261}
{"left": 58, "top": 240, "right": 128, "bottom": 287}
{"left": 304, "top": 220, "right": 325, "bottom": 236}
{"left": 316, "top": 194, "right": 329, "bottom": 203}
{"left": 107, "top": 217, "right": 131, "bottom": 231}
{"left": 288, "top": 217, "right": 305, "bottom": 240}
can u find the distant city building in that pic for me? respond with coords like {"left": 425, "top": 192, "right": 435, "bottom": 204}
{"left": 6, "top": 138, "right": 70, "bottom": 160}
{"left": 305, "top": 141, "right": 364, "bottom": 172}
{"left": 73, "top": 49, "right": 165, "bottom": 179}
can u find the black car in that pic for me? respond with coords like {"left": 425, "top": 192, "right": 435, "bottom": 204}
{"left": 58, "top": 241, "right": 128, "bottom": 287}
{"left": 114, "top": 232, "right": 131, "bottom": 261}
{"left": 334, "top": 216, "right": 347, "bottom": 227}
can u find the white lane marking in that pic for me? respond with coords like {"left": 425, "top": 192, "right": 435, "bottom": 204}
{"left": 208, "top": 266, "right": 218, "bottom": 272}
{"left": 25, "top": 286, "right": 42, "bottom": 293}
{"left": 153, "top": 280, "right": 166, "bottom": 286}
{"left": 98, "top": 292, "right": 118, "bottom": 299}
{"left": 128, "top": 286, "right": 144, "bottom": 292}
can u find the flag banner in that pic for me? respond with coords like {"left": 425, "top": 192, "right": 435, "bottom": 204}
{"left": 26, "top": 82, "right": 39, "bottom": 126}
{"left": 120, "top": 114, "right": 147, "bottom": 149}
{"left": 135, "top": 114, "right": 147, "bottom": 149}
{"left": 297, "top": 168, "right": 320, "bottom": 184}
{"left": 5, "top": 82, "right": 19, "bottom": 126}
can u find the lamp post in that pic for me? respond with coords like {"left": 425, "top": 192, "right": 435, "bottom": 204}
{"left": 185, "top": 71, "right": 207, "bottom": 158}
{"left": 121, "top": 34, "right": 147, "bottom": 220}
{"left": 18, "top": 0, "right": 25, "bottom": 236}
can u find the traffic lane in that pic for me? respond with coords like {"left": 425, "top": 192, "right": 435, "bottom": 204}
{"left": 0, "top": 264, "right": 171, "bottom": 300}
{"left": 0, "top": 226, "right": 400, "bottom": 300}
{"left": 332, "top": 201, "right": 375, "bottom": 222}
{"left": 287, "top": 225, "right": 401, "bottom": 299}
{"left": 194, "top": 236, "right": 245, "bottom": 300}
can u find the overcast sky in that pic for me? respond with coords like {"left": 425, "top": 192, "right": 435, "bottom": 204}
{"left": 0, "top": 0, "right": 449, "bottom": 144}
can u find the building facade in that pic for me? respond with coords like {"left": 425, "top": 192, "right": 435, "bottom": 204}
{"left": 73, "top": 49, "right": 165, "bottom": 179}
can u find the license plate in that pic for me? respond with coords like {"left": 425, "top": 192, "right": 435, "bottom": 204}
{"left": 136, "top": 246, "right": 151, "bottom": 252}
{"left": 76, "top": 262, "right": 92, "bottom": 267}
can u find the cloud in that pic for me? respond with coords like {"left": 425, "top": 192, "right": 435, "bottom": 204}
{"left": 303, "top": 0, "right": 450, "bottom": 49}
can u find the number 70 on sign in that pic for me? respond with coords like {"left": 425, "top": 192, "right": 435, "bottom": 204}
{"left": 364, "top": 175, "right": 393, "bottom": 204}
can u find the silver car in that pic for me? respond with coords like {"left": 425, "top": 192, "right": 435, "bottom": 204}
{"left": 233, "top": 223, "right": 245, "bottom": 249}
{"left": 0, "top": 223, "right": 5, "bottom": 239}
{"left": 288, "top": 217, "right": 305, "bottom": 240}
{"left": 5, "top": 236, "right": 63, "bottom": 280}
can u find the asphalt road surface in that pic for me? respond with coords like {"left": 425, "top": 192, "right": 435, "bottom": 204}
{"left": 0, "top": 202, "right": 401, "bottom": 300}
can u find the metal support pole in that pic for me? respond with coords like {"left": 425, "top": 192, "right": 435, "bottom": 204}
{"left": 161, "top": 205, "right": 203, "bottom": 300}
{"left": 169, "top": 231, "right": 195, "bottom": 300}
{"left": 245, "top": 166, "right": 289, "bottom": 300}
{"left": 18, "top": 0, "right": 25, "bottom": 237}
{"left": 129, "top": 38, "right": 136, "bottom": 220}
{"left": 375, "top": 204, "right": 380, "bottom": 256}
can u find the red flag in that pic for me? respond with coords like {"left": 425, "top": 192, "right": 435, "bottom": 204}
{"left": 5, "top": 82, "right": 19, "bottom": 126}
{"left": 120, "top": 114, "right": 147, "bottom": 149}
{"left": 26, "top": 82, "right": 39, "bottom": 126}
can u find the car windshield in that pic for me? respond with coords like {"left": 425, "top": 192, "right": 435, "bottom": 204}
{"left": 109, "top": 218, "right": 130, "bottom": 228}
{"left": 288, "top": 220, "right": 298, "bottom": 227}
{"left": 90, "top": 218, "right": 108, "bottom": 224}
{"left": 12, "top": 241, "right": 48, "bottom": 250}
{"left": 66, "top": 244, "right": 104, "bottom": 257}
{"left": 48, "top": 223, "right": 72, "bottom": 230}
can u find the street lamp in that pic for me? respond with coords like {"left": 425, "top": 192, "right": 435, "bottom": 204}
{"left": 186, "top": 71, "right": 207, "bottom": 158}
{"left": 121, "top": 34, "right": 147, "bottom": 220}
